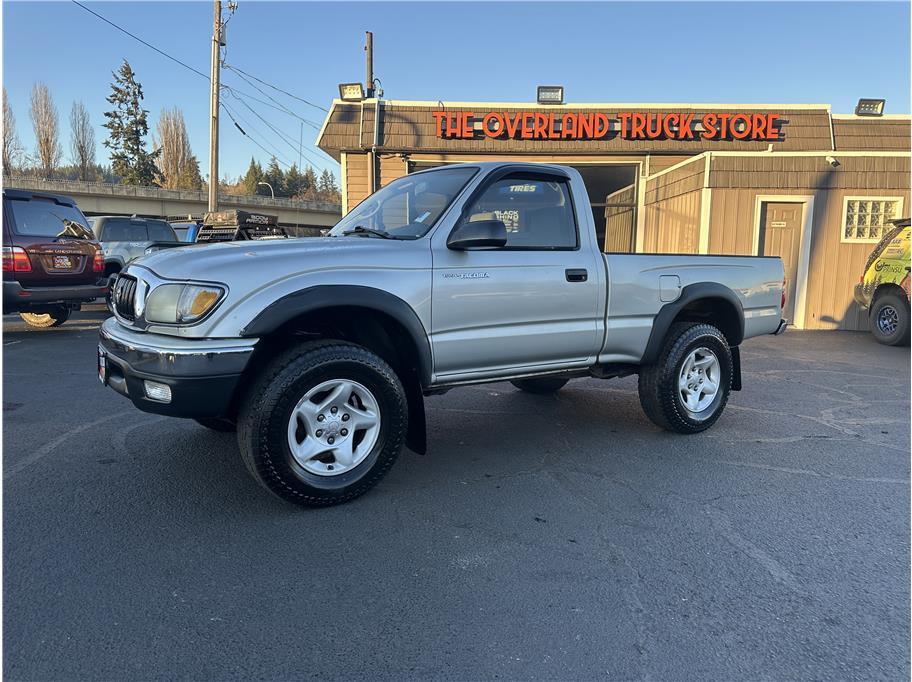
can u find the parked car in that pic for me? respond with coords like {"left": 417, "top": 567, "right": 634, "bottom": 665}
{"left": 90, "top": 216, "right": 185, "bottom": 284}
{"left": 98, "top": 162, "right": 786, "bottom": 506}
{"left": 170, "top": 221, "right": 202, "bottom": 243}
{"left": 853, "top": 218, "right": 910, "bottom": 345}
{"left": 3, "top": 189, "right": 107, "bottom": 328}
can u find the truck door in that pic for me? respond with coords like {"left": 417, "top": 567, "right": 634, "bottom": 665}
{"left": 430, "top": 170, "right": 602, "bottom": 378}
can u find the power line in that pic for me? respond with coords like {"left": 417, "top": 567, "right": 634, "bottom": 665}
{"left": 72, "top": 0, "right": 325, "bottom": 132}
{"left": 70, "top": 0, "right": 337, "bottom": 176}
{"left": 225, "top": 90, "right": 325, "bottom": 169}
{"left": 71, "top": 0, "right": 209, "bottom": 80}
{"left": 223, "top": 64, "right": 328, "bottom": 113}
{"left": 221, "top": 101, "right": 296, "bottom": 168}
{"left": 223, "top": 65, "right": 322, "bottom": 129}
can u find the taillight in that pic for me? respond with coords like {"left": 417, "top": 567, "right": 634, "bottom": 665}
{"left": 2, "top": 246, "right": 32, "bottom": 272}
{"left": 781, "top": 278, "right": 787, "bottom": 310}
{"left": 93, "top": 249, "right": 105, "bottom": 273}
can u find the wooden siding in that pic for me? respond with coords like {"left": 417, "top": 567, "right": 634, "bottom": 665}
{"left": 647, "top": 155, "right": 694, "bottom": 174}
{"left": 710, "top": 155, "right": 911, "bottom": 190}
{"left": 707, "top": 184, "right": 911, "bottom": 331}
{"left": 379, "top": 155, "right": 408, "bottom": 185}
{"left": 343, "top": 152, "right": 370, "bottom": 214}
{"left": 604, "top": 184, "right": 637, "bottom": 252}
{"left": 645, "top": 157, "right": 705, "bottom": 203}
{"left": 833, "top": 118, "right": 911, "bottom": 151}
{"left": 319, "top": 103, "right": 833, "bottom": 157}
{"left": 641, "top": 190, "right": 702, "bottom": 253}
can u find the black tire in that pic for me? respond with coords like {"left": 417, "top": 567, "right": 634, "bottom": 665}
{"left": 511, "top": 377, "right": 569, "bottom": 394}
{"left": 237, "top": 340, "right": 407, "bottom": 507}
{"left": 637, "top": 322, "right": 732, "bottom": 434}
{"left": 19, "top": 306, "right": 71, "bottom": 328}
{"left": 869, "top": 293, "right": 910, "bottom": 346}
{"left": 194, "top": 417, "right": 237, "bottom": 432}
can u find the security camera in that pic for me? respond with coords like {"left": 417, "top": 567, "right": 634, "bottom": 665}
{"left": 826, "top": 156, "right": 840, "bottom": 167}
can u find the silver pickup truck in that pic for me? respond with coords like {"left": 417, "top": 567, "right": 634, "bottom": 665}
{"left": 98, "top": 162, "right": 786, "bottom": 506}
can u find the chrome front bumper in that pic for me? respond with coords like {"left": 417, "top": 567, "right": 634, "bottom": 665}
{"left": 98, "top": 317, "right": 257, "bottom": 418}
{"left": 99, "top": 317, "right": 256, "bottom": 377}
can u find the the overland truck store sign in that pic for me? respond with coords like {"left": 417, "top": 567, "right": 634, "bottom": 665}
{"left": 432, "top": 110, "right": 783, "bottom": 141}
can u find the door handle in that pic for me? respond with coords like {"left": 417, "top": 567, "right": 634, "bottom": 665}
{"left": 565, "top": 268, "right": 588, "bottom": 282}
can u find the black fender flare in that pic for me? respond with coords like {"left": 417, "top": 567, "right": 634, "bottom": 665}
{"left": 641, "top": 282, "right": 745, "bottom": 366}
{"left": 240, "top": 285, "right": 432, "bottom": 455}
{"left": 240, "top": 284, "right": 433, "bottom": 387}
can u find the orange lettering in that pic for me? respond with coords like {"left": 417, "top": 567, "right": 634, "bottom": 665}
{"left": 701, "top": 113, "right": 718, "bottom": 139}
{"left": 533, "top": 112, "right": 548, "bottom": 139}
{"left": 504, "top": 112, "right": 522, "bottom": 138}
{"left": 679, "top": 113, "right": 694, "bottom": 139}
{"left": 618, "top": 112, "right": 632, "bottom": 138}
{"left": 482, "top": 112, "right": 504, "bottom": 138}
{"left": 631, "top": 113, "right": 646, "bottom": 139}
{"left": 594, "top": 113, "right": 610, "bottom": 139}
{"left": 578, "top": 113, "right": 594, "bottom": 138}
{"left": 521, "top": 113, "right": 534, "bottom": 139}
{"left": 561, "top": 113, "right": 577, "bottom": 139}
{"left": 433, "top": 111, "right": 446, "bottom": 138}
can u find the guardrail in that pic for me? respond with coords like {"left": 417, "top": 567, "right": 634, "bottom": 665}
{"left": 3, "top": 176, "right": 342, "bottom": 215}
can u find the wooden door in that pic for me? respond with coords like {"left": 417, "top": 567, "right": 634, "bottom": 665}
{"left": 759, "top": 202, "right": 803, "bottom": 321}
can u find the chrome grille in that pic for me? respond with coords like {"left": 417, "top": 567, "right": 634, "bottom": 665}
{"left": 113, "top": 274, "right": 137, "bottom": 321}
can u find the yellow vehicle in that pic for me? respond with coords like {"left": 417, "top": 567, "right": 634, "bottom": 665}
{"left": 854, "top": 218, "right": 910, "bottom": 345}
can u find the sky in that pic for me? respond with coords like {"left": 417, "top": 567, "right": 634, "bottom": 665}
{"left": 3, "top": 1, "right": 910, "bottom": 181}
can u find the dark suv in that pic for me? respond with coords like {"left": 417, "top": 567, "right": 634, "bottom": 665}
{"left": 2, "top": 189, "right": 107, "bottom": 328}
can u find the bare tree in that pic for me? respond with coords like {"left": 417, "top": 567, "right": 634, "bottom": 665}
{"left": 2, "top": 87, "right": 23, "bottom": 174}
{"left": 69, "top": 100, "right": 96, "bottom": 181}
{"left": 154, "top": 107, "right": 201, "bottom": 189}
{"left": 29, "top": 82, "right": 62, "bottom": 177}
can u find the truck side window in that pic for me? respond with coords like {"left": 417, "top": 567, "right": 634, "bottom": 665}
{"left": 465, "top": 176, "right": 578, "bottom": 249}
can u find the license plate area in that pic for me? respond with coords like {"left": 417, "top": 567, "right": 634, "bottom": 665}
{"left": 52, "top": 255, "right": 73, "bottom": 269}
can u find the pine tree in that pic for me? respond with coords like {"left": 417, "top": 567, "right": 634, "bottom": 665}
{"left": 102, "top": 60, "right": 160, "bottom": 186}
{"left": 318, "top": 168, "right": 339, "bottom": 196}
{"left": 263, "top": 157, "right": 284, "bottom": 196}
{"left": 241, "top": 157, "right": 263, "bottom": 195}
{"left": 301, "top": 165, "right": 318, "bottom": 200}
{"left": 284, "top": 164, "right": 305, "bottom": 198}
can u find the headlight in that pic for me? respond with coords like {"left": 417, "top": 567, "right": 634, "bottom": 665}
{"left": 144, "top": 283, "right": 224, "bottom": 324}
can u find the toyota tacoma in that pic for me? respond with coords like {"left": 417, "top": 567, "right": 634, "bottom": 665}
{"left": 98, "top": 162, "right": 787, "bottom": 506}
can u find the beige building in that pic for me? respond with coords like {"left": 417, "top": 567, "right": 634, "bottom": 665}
{"left": 317, "top": 99, "right": 911, "bottom": 331}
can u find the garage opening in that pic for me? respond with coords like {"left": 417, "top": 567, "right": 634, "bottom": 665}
{"left": 567, "top": 165, "right": 638, "bottom": 252}
{"left": 408, "top": 161, "right": 638, "bottom": 252}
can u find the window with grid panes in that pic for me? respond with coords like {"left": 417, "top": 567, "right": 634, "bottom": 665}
{"left": 842, "top": 197, "right": 903, "bottom": 243}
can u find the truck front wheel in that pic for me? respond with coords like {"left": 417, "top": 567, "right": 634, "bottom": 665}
{"left": 237, "top": 341, "right": 407, "bottom": 507}
{"left": 637, "top": 322, "right": 732, "bottom": 434}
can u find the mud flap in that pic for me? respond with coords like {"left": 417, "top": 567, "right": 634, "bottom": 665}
{"left": 404, "top": 376, "right": 427, "bottom": 454}
{"left": 730, "top": 345, "right": 742, "bottom": 391}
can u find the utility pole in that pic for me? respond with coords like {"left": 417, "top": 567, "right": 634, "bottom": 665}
{"left": 208, "top": 0, "right": 222, "bottom": 212}
{"left": 365, "top": 31, "right": 374, "bottom": 97}
{"left": 365, "top": 31, "right": 376, "bottom": 192}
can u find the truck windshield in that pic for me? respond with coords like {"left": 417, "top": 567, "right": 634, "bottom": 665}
{"left": 330, "top": 166, "right": 478, "bottom": 239}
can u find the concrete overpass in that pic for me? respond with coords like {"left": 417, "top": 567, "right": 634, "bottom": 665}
{"left": 3, "top": 177, "right": 342, "bottom": 233}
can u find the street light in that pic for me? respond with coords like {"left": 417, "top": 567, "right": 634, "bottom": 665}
{"left": 257, "top": 181, "right": 275, "bottom": 199}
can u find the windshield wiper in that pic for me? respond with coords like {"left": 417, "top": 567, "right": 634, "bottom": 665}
{"left": 341, "top": 225, "right": 393, "bottom": 239}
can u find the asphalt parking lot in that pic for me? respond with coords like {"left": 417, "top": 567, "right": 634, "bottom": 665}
{"left": 3, "top": 309, "right": 910, "bottom": 680}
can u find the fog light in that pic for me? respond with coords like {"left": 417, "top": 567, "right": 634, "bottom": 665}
{"left": 144, "top": 380, "right": 172, "bottom": 403}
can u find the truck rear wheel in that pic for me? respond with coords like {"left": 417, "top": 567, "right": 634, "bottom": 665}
{"left": 638, "top": 322, "right": 732, "bottom": 434}
{"left": 511, "top": 377, "right": 569, "bottom": 394}
{"left": 869, "top": 293, "right": 910, "bottom": 346}
{"left": 19, "top": 306, "right": 71, "bottom": 328}
{"left": 237, "top": 341, "right": 407, "bottom": 507}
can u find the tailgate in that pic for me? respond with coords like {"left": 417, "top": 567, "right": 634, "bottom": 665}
{"left": 21, "top": 239, "right": 99, "bottom": 285}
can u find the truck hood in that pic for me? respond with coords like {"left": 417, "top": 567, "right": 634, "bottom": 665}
{"left": 132, "top": 236, "right": 424, "bottom": 283}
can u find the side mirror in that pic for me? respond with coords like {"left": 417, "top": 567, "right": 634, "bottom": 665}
{"left": 447, "top": 219, "right": 508, "bottom": 250}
